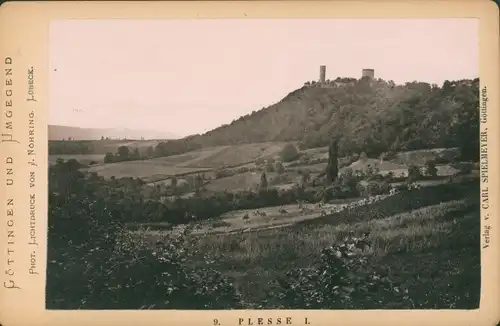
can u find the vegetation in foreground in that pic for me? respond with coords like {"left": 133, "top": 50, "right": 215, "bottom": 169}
{"left": 47, "top": 156, "right": 480, "bottom": 309}
{"left": 183, "top": 197, "right": 479, "bottom": 309}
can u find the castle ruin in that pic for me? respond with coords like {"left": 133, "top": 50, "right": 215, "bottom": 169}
{"left": 306, "top": 66, "right": 376, "bottom": 88}
{"left": 319, "top": 65, "right": 326, "bottom": 83}
{"left": 362, "top": 68, "right": 375, "bottom": 79}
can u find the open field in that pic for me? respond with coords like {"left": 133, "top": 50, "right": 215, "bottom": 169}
{"left": 170, "top": 142, "right": 288, "bottom": 168}
{"left": 82, "top": 160, "right": 212, "bottom": 181}
{"left": 74, "top": 142, "right": 289, "bottom": 181}
{"left": 153, "top": 146, "right": 230, "bottom": 167}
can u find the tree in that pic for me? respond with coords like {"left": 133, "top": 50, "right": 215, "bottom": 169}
{"left": 425, "top": 161, "right": 438, "bottom": 177}
{"left": 280, "top": 143, "right": 299, "bottom": 162}
{"left": 266, "top": 161, "right": 275, "bottom": 173}
{"left": 407, "top": 165, "right": 422, "bottom": 184}
{"left": 117, "top": 146, "right": 130, "bottom": 160}
{"left": 260, "top": 172, "right": 268, "bottom": 191}
{"left": 131, "top": 148, "right": 141, "bottom": 160}
{"left": 195, "top": 174, "right": 204, "bottom": 190}
{"left": 104, "top": 153, "right": 115, "bottom": 164}
{"left": 275, "top": 161, "right": 285, "bottom": 174}
{"left": 326, "top": 138, "right": 339, "bottom": 183}
{"left": 146, "top": 146, "right": 155, "bottom": 158}
{"left": 300, "top": 170, "right": 311, "bottom": 187}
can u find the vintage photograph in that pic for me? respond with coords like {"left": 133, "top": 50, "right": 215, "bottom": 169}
{"left": 47, "top": 18, "right": 481, "bottom": 310}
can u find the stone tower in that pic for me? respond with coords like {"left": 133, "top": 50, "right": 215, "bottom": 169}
{"left": 319, "top": 65, "right": 326, "bottom": 83}
{"left": 362, "top": 68, "right": 375, "bottom": 79}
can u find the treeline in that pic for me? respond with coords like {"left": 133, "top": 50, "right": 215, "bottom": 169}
{"left": 49, "top": 140, "right": 94, "bottom": 155}
{"left": 103, "top": 146, "right": 154, "bottom": 163}
{"left": 49, "top": 139, "right": 136, "bottom": 156}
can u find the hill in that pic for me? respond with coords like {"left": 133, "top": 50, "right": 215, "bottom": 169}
{"left": 153, "top": 78, "right": 479, "bottom": 161}
{"left": 48, "top": 125, "right": 178, "bottom": 141}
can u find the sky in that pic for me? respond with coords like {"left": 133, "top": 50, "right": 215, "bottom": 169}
{"left": 49, "top": 19, "right": 479, "bottom": 137}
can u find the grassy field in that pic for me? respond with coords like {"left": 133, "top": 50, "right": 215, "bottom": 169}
{"left": 154, "top": 146, "right": 230, "bottom": 167}
{"left": 82, "top": 160, "right": 212, "bottom": 181}
{"left": 75, "top": 142, "right": 289, "bottom": 181}
{"left": 181, "top": 142, "right": 288, "bottom": 168}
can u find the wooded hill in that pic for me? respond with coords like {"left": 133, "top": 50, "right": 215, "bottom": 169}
{"left": 154, "top": 77, "right": 479, "bottom": 161}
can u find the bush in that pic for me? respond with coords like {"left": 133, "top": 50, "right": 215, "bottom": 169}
{"left": 101, "top": 226, "right": 242, "bottom": 309}
{"left": 273, "top": 234, "right": 408, "bottom": 309}
{"left": 452, "top": 162, "right": 474, "bottom": 175}
{"left": 104, "top": 152, "right": 115, "bottom": 163}
{"left": 47, "top": 161, "right": 243, "bottom": 309}
{"left": 47, "top": 193, "right": 242, "bottom": 309}
{"left": 266, "top": 161, "right": 275, "bottom": 173}
{"left": 280, "top": 143, "right": 299, "bottom": 162}
{"left": 425, "top": 160, "right": 438, "bottom": 177}
{"left": 357, "top": 181, "right": 391, "bottom": 197}
{"left": 274, "top": 161, "right": 285, "bottom": 174}
{"left": 407, "top": 165, "right": 422, "bottom": 184}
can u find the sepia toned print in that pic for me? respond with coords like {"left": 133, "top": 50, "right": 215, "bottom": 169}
{"left": 0, "top": 1, "right": 498, "bottom": 326}
{"left": 47, "top": 18, "right": 481, "bottom": 310}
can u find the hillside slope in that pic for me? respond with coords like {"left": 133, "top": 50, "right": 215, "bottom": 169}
{"left": 155, "top": 78, "right": 479, "bottom": 160}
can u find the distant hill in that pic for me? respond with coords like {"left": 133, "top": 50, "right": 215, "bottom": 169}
{"left": 48, "top": 125, "right": 178, "bottom": 141}
{"left": 153, "top": 77, "right": 480, "bottom": 161}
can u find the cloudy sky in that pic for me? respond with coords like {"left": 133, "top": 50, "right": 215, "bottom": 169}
{"left": 49, "top": 18, "right": 478, "bottom": 137}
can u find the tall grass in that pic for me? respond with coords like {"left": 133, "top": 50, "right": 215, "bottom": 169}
{"left": 187, "top": 199, "right": 473, "bottom": 264}
{"left": 172, "top": 196, "right": 480, "bottom": 308}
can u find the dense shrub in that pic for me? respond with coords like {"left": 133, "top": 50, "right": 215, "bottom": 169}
{"left": 357, "top": 180, "right": 391, "bottom": 197}
{"left": 451, "top": 162, "right": 474, "bottom": 175}
{"left": 280, "top": 143, "right": 299, "bottom": 162}
{"left": 407, "top": 165, "right": 422, "bottom": 184}
{"left": 47, "top": 162, "right": 242, "bottom": 309}
{"left": 274, "top": 161, "right": 285, "bottom": 174}
{"left": 272, "top": 233, "right": 409, "bottom": 309}
{"left": 425, "top": 160, "right": 438, "bottom": 177}
{"left": 96, "top": 226, "right": 242, "bottom": 309}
